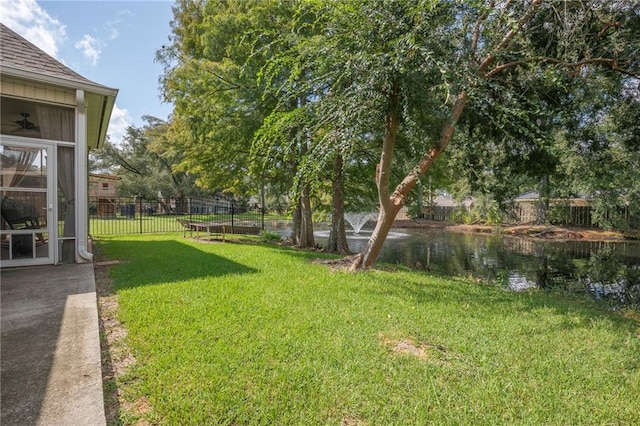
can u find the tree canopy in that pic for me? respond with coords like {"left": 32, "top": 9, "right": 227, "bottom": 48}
{"left": 91, "top": 116, "right": 208, "bottom": 205}
{"left": 157, "top": 0, "right": 639, "bottom": 268}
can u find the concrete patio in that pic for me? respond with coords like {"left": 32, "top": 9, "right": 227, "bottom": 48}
{"left": 1, "top": 263, "right": 105, "bottom": 425}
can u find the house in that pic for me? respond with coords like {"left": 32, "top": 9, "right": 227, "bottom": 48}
{"left": 89, "top": 174, "right": 120, "bottom": 218}
{"left": 512, "top": 190, "right": 590, "bottom": 224}
{"left": 0, "top": 23, "right": 118, "bottom": 267}
{"left": 422, "top": 193, "right": 475, "bottom": 221}
{"left": 430, "top": 194, "right": 475, "bottom": 209}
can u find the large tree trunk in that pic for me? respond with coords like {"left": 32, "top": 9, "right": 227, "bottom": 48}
{"left": 298, "top": 183, "right": 315, "bottom": 247}
{"left": 349, "top": 1, "right": 544, "bottom": 270}
{"left": 351, "top": 91, "right": 468, "bottom": 270}
{"left": 291, "top": 200, "right": 301, "bottom": 245}
{"left": 327, "top": 154, "right": 351, "bottom": 254}
{"left": 297, "top": 117, "right": 316, "bottom": 248}
{"left": 289, "top": 179, "right": 315, "bottom": 249}
{"left": 537, "top": 174, "right": 550, "bottom": 224}
{"left": 292, "top": 95, "right": 316, "bottom": 249}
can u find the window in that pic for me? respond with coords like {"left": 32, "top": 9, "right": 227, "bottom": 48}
{"left": 0, "top": 97, "right": 75, "bottom": 142}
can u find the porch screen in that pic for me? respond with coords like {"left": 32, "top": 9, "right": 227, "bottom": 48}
{"left": 58, "top": 146, "right": 75, "bottom": 263}
{"left": 36, "top": 105, "right": 75, "bottom": 142}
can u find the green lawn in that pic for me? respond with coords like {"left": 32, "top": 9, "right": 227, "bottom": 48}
{"left": 90, "top": 215, "right": 184, "bottom": 235}
{"left": 90, "top": 213, "right": 285, "bottom": 236}
{"left": 97, "top": 234, "right": 640, "bottom": 425}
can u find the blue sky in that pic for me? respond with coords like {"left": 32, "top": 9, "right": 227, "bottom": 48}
{"left": 1, "top": 0, "right": 175, "bottom": 143}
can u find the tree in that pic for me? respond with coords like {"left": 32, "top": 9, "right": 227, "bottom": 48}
{"left": 554, "top": 81, "right": 640, "bottom": 229}
{"left": 159, "top": 0, "right": 320, "bottom": 247}
{"left": 265, "top": 0, "right": 638, "bottom": 270}
{"left": 157, "top": 0, "right": 266, "bottom": 196}
{"left": 91, "top": 116, "right": 206, "bottom": 209}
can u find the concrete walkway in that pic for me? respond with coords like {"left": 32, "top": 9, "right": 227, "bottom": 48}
{"left": 1, "top": 263, "right": 106, "bottom": 425}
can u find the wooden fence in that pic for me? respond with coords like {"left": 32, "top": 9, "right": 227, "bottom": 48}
{"left": 423, "top": 204, "right": 638, "bottom": 230}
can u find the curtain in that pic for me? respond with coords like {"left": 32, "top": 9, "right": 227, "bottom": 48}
{"left": 1, "top": 147, "right": 40, "bottom": 230}
{"left": 36, "top": 105, "right": 76, "bottom": 261}
{"left": 58, "top": 146, "right": 75, "bottom": 262}
{"left": 0, "top": 146, "right": 39, "bottom": 188}
{"left": 36, "top": 105, "right": 74, "bottom": 142}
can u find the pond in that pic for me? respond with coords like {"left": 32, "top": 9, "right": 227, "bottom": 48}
{"left": 268, "top": 222, "right": 640, "bottom": 308}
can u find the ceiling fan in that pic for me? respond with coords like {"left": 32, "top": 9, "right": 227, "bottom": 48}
{"left": 13, "top": 112, "right": 40, "bottom": 131}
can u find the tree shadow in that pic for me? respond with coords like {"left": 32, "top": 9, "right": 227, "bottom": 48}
{"left": 98, "top": 239, "right": 259, "bottom": 289}
{"left": 94, "top": 238, "right": 259, "bottom": 424}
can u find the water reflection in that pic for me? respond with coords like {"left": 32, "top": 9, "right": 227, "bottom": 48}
{"left": 310, "top": 227, "right": 640, "bottom": 308}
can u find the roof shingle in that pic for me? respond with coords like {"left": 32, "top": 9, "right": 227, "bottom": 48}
{"left": 0, "top": 22, "right": 98, "bottom": 86}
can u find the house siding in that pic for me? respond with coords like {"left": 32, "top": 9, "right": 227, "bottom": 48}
{"left": 1, "top": 76, "right": 76, "bottom": 105}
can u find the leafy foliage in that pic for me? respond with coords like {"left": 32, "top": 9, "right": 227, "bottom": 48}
{"left": 156, "top": 0, "right": 639, "bottom": 265}
{"left": 91, "top": 116, "right": 207, "bottom": 200}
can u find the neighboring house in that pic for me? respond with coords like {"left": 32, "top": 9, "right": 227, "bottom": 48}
{"left": 421, "top": 193, "right": 475, "bottom": 221}
{"left": 430, "top": 194, "right": 475, "bottom": 209}
{"left": 512, "top": 190, "right": 590, "bottom": 224}
{"left": 89, "top": 174, "right": 120, "bottom": 218}
{"left": 513, "top": 190, "right": 589, "bottom": 207}
{"left": 0, "top": 23, "right": 118, "bottom": 267}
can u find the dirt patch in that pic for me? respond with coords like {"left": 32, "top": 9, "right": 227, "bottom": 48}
{"left": 93, "top": 242, "right": 151, "bottom": 425}
{"left": 311, "top": 255, "right": 361, "bottom": 271}
{"left": 379, "top": 334, "right": 447, "bottom": 362}
{"left": 95, "top": 260, "right": 121, "bottom": 267}
{"left": 394, "top": 219, "right": 633, "bottom": 242}
{"left": 341, "top": 414, "right": 367, "bottom": 425}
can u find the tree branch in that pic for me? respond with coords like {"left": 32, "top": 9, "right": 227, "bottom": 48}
{"left": 485, "top": 57, "right": 639, "bottom": 79}
{"left": 378, "top": 88, "right": 400, "bottom": 209}
{"left": 392, "top": 91, "right": 469, "bottom": 202}
{"left": 477, "top": 0, "right": 542, "bottom": 74}
{"left": 498, "top": 0, "right": 514, "bottom": 23}
{"left": 472, "top": 1, "right": 495, "bottom": 56}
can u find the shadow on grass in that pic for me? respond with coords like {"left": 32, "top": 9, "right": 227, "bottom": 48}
{"left": 98, "top": 239, "right": 258, "bottom": 289}
{"left": 98, "top": 236, "right": 639, "bottom": 332}
{"left": 94, "top": 238, "right": 261, "bottom": 423}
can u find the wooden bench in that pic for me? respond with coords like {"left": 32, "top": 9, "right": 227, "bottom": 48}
{"left": 177, "top": 219, "right": 217, "bottom": 239}
{"left": 177, "top": 219, "right": 262, "bottom": 240}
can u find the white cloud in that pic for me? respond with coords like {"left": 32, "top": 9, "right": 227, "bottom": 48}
{"left": 74, "top": 34, "right": 102, "bottom": 66}
{"left": 105, "top": 9, "right": 132, "bottom": 40}
{"left": 106, "top": 27, "right": 119, "bottom": 41}
{"left": 107, "top": 103, "right": 132, "bottom": 146}
{"left": 0, "top": 0, "right": 66, "bottom": 58}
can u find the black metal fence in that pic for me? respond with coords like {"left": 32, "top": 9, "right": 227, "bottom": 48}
{"left": 89, "top": 197, "right": 265, "bottom": 236}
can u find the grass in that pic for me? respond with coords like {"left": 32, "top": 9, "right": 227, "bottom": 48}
{"left": 90, "top": 215, "right": 185, "bottom": 235}
{"left": 90, "top": 212, "right": 287, "bottom": 236}
{"left": 97, "top": 234, "right": 640, "bottom": 425}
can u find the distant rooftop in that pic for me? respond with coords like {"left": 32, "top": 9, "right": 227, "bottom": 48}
{"left": 514, "top": 191, "right": 540, "bottom": 201}
{"left": 0, "top": 22, "right": 98, "bottom": 87}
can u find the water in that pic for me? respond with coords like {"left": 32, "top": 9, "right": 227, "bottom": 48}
{"left": 309, "top": 226, "right": 640, "bottom": 308}
{"left": 344, "top": 212, "right": 377, "bottom": 234}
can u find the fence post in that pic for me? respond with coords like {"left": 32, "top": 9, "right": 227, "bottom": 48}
{"left": 188, "top": 198, "right": 192, "bottom": 237}
{"left": 139, "top": 198, "right": 143, "bottom": 234}
{"left": 231, "top": 203, "right": 235, "bottom": 228}
{"left": 88, "top": 196, "right": 92, "bottom": 236}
